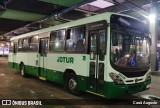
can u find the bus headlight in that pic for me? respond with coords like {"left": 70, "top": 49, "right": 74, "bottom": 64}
{"left": 109, "top": 72, "right": 124, "bottom": 84}
{"left": 145, "top": 73, "right": 151, "bottom": 81}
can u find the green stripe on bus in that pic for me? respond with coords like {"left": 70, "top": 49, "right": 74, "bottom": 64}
{"left": 8, "top": 62, "right": 14, "bottom": 68}
{"left": 8, "top": 62, "right": 151, "bottom": 99}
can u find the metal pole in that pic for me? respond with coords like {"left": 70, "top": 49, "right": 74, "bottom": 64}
{"left": 150, "top": 0, "right": 158, "bottom": 71}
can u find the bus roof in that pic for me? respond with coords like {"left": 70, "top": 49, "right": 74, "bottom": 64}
{"left": 10, "top": 12, "right": 137, "bottom": 41}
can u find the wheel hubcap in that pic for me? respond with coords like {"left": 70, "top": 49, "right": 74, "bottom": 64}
{"left": 69, "top": 79, "right": 77, "bottom": 90}
{"left": 21, "top": 66, "right": 24, "bottom": 76}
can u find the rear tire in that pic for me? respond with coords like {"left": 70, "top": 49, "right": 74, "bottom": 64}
{"left": 65, "top": 73, "right": 79, "bottom": 95}
{"left": 20, "top": 64, "right": 26, "bottom": 77}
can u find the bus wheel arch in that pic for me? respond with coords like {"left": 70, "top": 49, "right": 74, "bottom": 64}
{"left": 64, "top": 69, "right": 79, "bottom": 95}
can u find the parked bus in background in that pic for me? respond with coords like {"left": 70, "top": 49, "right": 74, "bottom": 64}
{"left": 4, "top": 46, "right": 9, "bottom": 56}
{"left": 8, "top": 12, "right": 151, "bottom": 99}
{"left": 0, "top": 47, "right": 3, "bottom": 56}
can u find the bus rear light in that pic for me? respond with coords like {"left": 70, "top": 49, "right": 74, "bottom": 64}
{"left": 109, "top": 72, "right": 124, "bottom": 84}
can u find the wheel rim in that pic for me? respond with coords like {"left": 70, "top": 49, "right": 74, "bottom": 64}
{"left": 21, "top": 65, "right": 24, "bottom": 76}
{"left": 69, "top": 79, "right": 77, "bottom": 91}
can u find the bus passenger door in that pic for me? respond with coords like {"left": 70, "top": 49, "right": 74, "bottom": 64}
{"left": 88, "top": 30, "right": 106, "bottom": 95}
{"left": 39, "top": 38, "right": 48, "bottom": 78}
{"left": 13, "top": 43, "right": 17, "bottom": 68}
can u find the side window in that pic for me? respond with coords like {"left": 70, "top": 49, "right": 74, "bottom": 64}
{"left": 50, "top": 30, "right": 65, "bottom": 52}
{"left": 66, "top": 26, "right": 85, "bottom": 52}
{"left": 18, "top": 39, "right": 23, "bottom": 52}
{"left": 99, "top": 30, "right": 106, "bottom": 61}
{"left": 14, "top": 43, "right": 18, "bottom": 53}
{"left": 22, "top": 38, "right": 29, "bottom": 52}
{"left": 29, "top": 35, "right": 39, "bottom": 52}
{"left": 40, "top": 39, "right": 48, "bottom": 56}
{"left": 9, "top": 41, "right": 14, "bottom": 53}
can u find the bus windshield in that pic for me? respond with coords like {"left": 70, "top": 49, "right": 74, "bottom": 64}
{"left": 110, "top": 14, "right": 150, "bottom": 73}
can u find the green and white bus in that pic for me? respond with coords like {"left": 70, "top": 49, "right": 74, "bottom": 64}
{"left": 8, "top": 12, "right": 151, "bottom": 99}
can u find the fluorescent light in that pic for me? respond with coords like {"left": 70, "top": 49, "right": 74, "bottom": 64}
{"left": 148, "top": 14, "right": 156, "bottom": 23}
{"left": 88, "top": 0, "right": 114, "bottom": 8}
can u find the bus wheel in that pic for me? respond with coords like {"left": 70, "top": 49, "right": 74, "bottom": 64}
{"left": 65, "top": 73, "right": 79, "bottom": 95}
{"left": 20, "top": 64, "right": 26, "bottom": 77}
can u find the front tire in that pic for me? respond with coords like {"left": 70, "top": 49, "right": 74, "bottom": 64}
{"left": 65, "top": 73, "right": 79, "bottom": 95}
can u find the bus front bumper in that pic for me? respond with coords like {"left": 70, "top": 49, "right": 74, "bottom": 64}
{"left": 104, "top": 80, "right": 151, "bottom": 99}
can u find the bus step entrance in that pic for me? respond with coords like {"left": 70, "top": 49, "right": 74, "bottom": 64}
{"left": 39, "top": 77, "right": 46, "bottom": 81}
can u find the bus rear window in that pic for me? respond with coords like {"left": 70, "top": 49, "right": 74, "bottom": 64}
{"left": 22, "top": 38, "right": 29, "bottom": 52}
{"left": 9, "top": 42, "right": 14, "bottom": 52}
{"left": 18, "top": 39, "right": 23, "bottom": 52}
